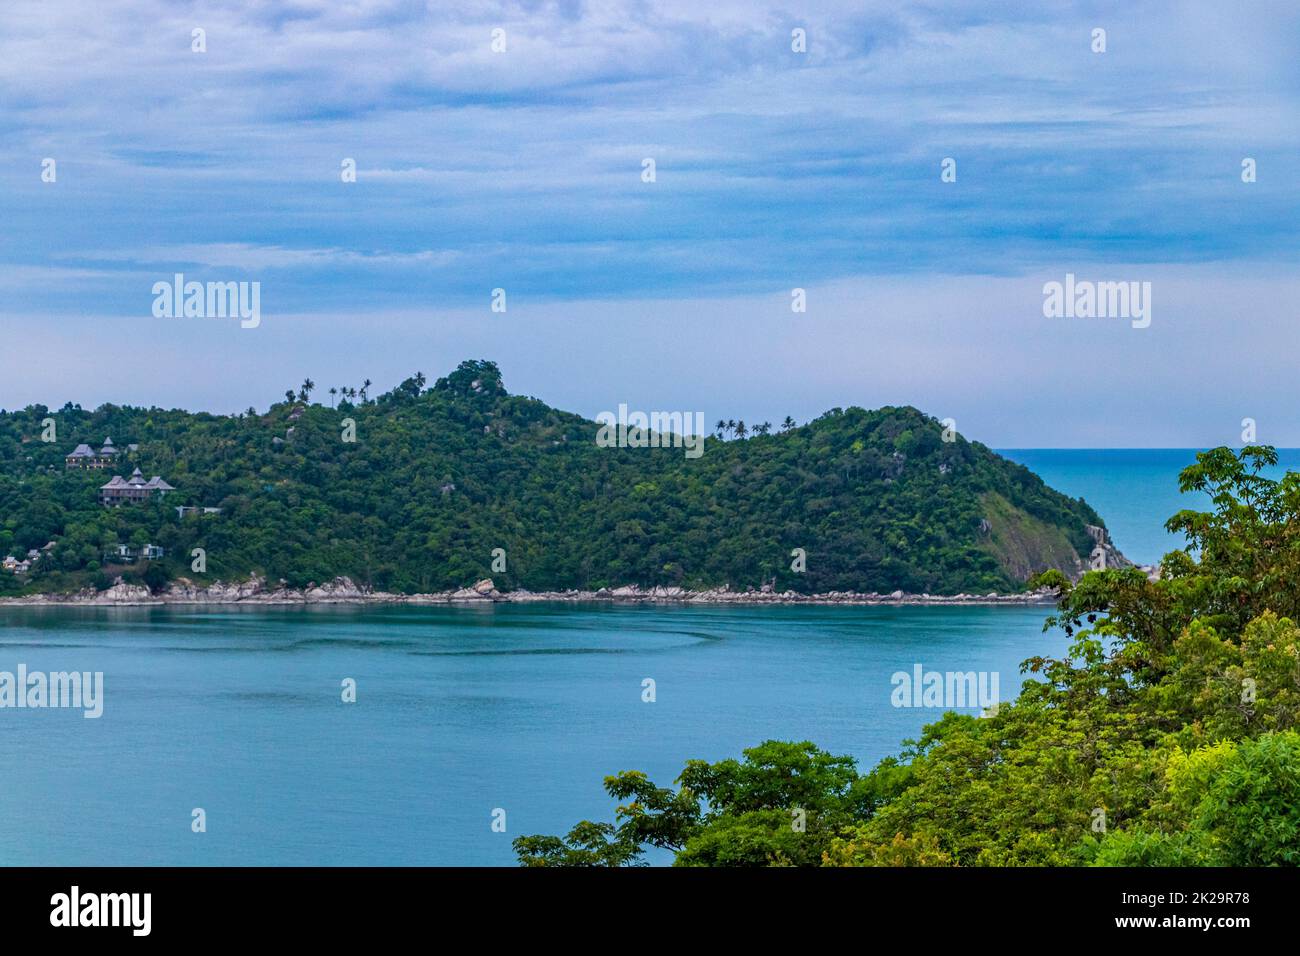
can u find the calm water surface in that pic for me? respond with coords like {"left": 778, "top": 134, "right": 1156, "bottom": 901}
{"left": 0, "top": 602, "right": 1061, "bottom": 865}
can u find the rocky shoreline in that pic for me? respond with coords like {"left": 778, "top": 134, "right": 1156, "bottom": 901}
{"left": 0, "top": 575, "right": 1068, "bottom": 608}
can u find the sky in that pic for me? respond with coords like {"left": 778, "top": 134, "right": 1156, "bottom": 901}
{"left": 1, "top": 0, "right": 1298, "bottom": 446}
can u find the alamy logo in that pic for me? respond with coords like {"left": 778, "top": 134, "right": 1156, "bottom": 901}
{"left": 1042, "top": 273, "right": 1151, "bottom": 328}
{"left": 50, "top": 886, "right": 150, "bottom": 936}
{"left": 595, "top": 404, "right": 705, "bottom": 459}
{"left": 891, "top": 664, "right": 999, "bottom": 710}
{"left": 152, "top": 273, "right": 261, "bottom": 328}
{"left": 0, "top": 665, "right": 103, "bottom": 718}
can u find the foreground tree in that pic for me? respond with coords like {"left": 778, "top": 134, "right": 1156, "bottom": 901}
{"left": 513, "top": 741, "right": 867, "bottom": 866}
{"left": 517, "top": 447, "right": 1300, "bottom": 866}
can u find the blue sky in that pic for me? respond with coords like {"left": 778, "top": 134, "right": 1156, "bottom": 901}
{"left": 2, "top": 0, "right": 1298, "bottom": 445}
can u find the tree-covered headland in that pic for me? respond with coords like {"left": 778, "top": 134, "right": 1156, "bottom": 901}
{"left": 0, "top": 360, "right": 1104, "bottom": 597}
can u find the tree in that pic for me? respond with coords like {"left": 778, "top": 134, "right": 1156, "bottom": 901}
{"left": 514, "top": 822, "right": 645, "bottom": 867}
{"left": 781, "top": 416, "right": 796, "bottom": 432}
{"left": 514, "top": 741, "right": 863, "bottom": 867}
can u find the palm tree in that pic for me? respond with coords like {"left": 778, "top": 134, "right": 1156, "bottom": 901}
{"left": 414, "top": 372, "right": 426, "bottom": 390}
{"left": 735, "top": 420, "right": 747, "bottom": 439}
{"left": 781, "top": 416, "right": 796, "bottom": 432}
{"left": 726, "top": 419, "right": 737, "bottom": 437}
{"left": 756, "top": 422, "right": 771, "bottom": 435}
{"left": 284, "top": 390, "right": 295, "bottom": 404}
{"left": 360, "top": 379, "right": 372, "bottom": 402}
{"left": 299, "top": 379, "right": 315, "bottom": 403}
{"left": 329, "top": 387, "right": 337, "bottom": 408}
{"left": 715, "top": 419, "right": 726, "bottom": 438}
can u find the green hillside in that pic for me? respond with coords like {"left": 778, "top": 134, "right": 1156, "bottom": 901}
{"left": 0, "top": 360, "right": 1108, "bottom": 597}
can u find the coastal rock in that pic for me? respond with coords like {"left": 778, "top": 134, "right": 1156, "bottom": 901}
{"left": 3, "top": 576, "right": 1065, "bottom": 609}
{"left": 91, "top": 580, "right": 152, "bottom": 604}
{"left": 305, "top": 577, "right": 367, "bottom": 601}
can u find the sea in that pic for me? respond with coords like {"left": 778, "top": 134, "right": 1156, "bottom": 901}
{"left": 1, "top": 448, "right": 1295, "bottom": 865}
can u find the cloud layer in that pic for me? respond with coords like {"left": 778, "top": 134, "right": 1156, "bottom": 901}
{"left": 1, "top": 1, "right": 1297, "bottom": 443}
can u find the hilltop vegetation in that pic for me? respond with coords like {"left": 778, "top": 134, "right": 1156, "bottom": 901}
{"left": 0, "top": 360, "right": 1105, "bottom": 597}
{"left": 517, "top": 448, "right": 1300, "bottom": 867}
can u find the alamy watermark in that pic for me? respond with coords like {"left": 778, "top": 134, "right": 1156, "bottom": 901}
{"left": 891, "top": 664, "right": 999, "bottom": 711}
{"left": 595, "top": 404, "right": 705, "bottom": 459}
{"left": 152, "top": 273, "right": 261, "bottom": 328}
{"left": 50, "top": 886, "right": 150, "bottom": 936}
{"left": 0, "top": 665, "right": 103, "bottom": 718}
{"left": 1042, "top": 273, "right": 1151, "bottom": 328}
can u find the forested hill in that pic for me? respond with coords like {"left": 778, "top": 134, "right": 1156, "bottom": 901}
{"left": 0, "top": 360, "right": 1110, "bottom": 596}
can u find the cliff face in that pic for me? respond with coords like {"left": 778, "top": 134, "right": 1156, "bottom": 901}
{"left": 0, "top": 361, "right": 1114, "bottom": 597}
{"left": 977, "top": 497, "right": 1131, "bottom": 584}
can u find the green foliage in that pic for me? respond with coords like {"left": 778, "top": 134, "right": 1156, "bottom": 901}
{"left": 519, "top": 446, "right": 1300, "bottom": 867}
{"left": 0, "top": 361, "right": 1102, "bottom": 596}
{"left": 512, "top": 822, "right": 645, "bottom": 867}
{"left": 513, "top": 741, "right": 867, "bottom": 867}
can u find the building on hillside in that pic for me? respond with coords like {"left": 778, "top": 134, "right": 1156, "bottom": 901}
{"left": 175, "top": 506, "right": 223, "bottom": 519}
{"left": 104, "top": 543, "right": 165, "bottom": 563}
{"left": 100, "top": 468, "right": 176, "bottom": 506}
{"left": 66, "top": 436, "right": 122, "bottom": 469}
{"left": 65, "top": 444, "right": 95, "bottom": 467}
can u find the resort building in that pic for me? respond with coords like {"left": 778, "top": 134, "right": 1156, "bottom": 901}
{"left": 3, "top": 543, "right": 53, "bottom": 574}
{"left": 65, "top": 436, "right": 122, "bottom": 469}
{"left": 104, "top": 543, "right": 165, "bottom": 563}
{"left": 100, "top": 468, "right": 176, "bottom": 506}
{"left": 175, "top": 506, "right": 223, "bottom": 519}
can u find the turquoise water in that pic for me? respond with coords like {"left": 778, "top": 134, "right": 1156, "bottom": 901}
{"left": 2, "top": 448, "right": 1295, "bottom": 865}
{"left": 0, "top": 603, "right": 1060, "bottom": 865}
